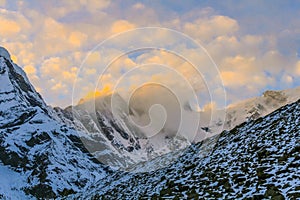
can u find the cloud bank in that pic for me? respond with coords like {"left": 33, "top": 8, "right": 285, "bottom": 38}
{"left": 0, "top": 1, "right": 299, "bottom": 107}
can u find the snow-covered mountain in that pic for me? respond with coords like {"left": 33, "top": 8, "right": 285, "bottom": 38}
{"left": 0, "top": 47, "right": 111, "bottom": 199}
{"left": 0, "top": 46, "right": 299, "bottom": 199}
{"left": 55, "top": 81, "right": 300, "bottom": 171}
{"left": 78, "top": 98, "right": 300, "bottom": 199}
{"left": 55, "top": 92, "right": 190, "bottom": 171}
{"left": 209, "top": 87, "right": 300, "bottom": 132}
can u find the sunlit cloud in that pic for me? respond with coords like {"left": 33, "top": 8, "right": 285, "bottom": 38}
{"left": 23, "top": 65, "right": 36, "bottom": 74}
{"left": 0, "top": 1, "right": 299, "bottom": 108}
{"left": 81, "top": 84, "right": 113, "bottom": 103}
{"left": 0, "top": 16, "right": 20, "bottom": 36}
{"left": 184, "top": 15, "right": 239, "bottom": 42}
{"left": 111, "top": 20, "right": 136, "bottom": 34}
{"left": 0, "top": 8, "right": 31, "bottom": 39}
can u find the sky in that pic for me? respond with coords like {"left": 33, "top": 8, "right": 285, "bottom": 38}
{"left": 1, "top": 0, "right": 300, "bottom": 108}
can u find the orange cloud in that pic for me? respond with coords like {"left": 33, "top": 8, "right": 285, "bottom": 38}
{"left": 203, "top": 101, "right": 217, "bottom": 112}
{"left": 23, "top": 65, "right": 36, "bottom": 74}
{"left": 0, "top": 3, "right": 298, "bottom": 108}
{"left": 68, "top": 31, "right": 87, "bottom": 47}
{"left": 111, "top": 20, "right": 136, "bottom": 34}
{"left": 81, "top": 84, "right": 113, "bottom": 102}
{"left": 0, "top": 9, "right": 31, "bottom": 40}
{"left": 0, "top": 17, "right": 21, "bottom": 36}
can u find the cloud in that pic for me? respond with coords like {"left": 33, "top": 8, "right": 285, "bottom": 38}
{"left": 33, "top": 17, "right": 88, "bottom": 55}
{"left": 36, "top": 56, "right": 80, "bottom": 106}
{"left": 25, "top": 0, "right": 110, "bottom": 19}
{"left": 85, "top": 51, "right": 101, "bottom": 67}
{"left": 184, "top": 15, "right": 239, "bottom": 41}
{"left": 203, "top": 101, "right": 217, "bottom": 112}
{"left": 296, "top": 61, "right": 300, "bottom": 76}
{"left": 0, "top": 17, "right": 20, "bottom": 36}
{"left": 0, "top": 9, "right": 31, "bottom": 39}
{"left": 111, "top": 20, "right": 136, "bottom": 34}
{"left": 0, "top": 2, "right": 299, "bottom": 108}
{"left": 1, "top": 42, "right": 36, "bottom": 67}
{"left": 80, "top": 84, "right": 113, "bottom": 103}
{"left": 50, "top": 82, "right": 68, "bottom": 93}
{"left": 82, "top": 0, "right": 111, "bottom": 13}
{"left": 40, "top": 57, "right": 77, "bottom": 84}
{"left": 68, "top": 31, "right": 87, "bottom": 47}
{"left": 23, "top": 65, "right": 36, "bottom": 74}
{"left": 132, "top": 3, "right": 145, "bottom": 10}
{"left": 219, "top": 55, "right": 275, "bottom": 101}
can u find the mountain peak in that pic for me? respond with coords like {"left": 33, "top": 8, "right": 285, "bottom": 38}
{"left": 0, "top": 46, "right": 11, "bottom": 61}
{"left": 0, "top": 50, "right": 109, "bottom": 198}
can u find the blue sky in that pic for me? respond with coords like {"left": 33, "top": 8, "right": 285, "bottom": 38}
{"left": 0, "top": 0, "right": 299, "bottom": 107}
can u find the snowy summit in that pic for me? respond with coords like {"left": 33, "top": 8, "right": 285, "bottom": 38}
{"left": 0, "top": 46, "right": 11, "bottom": 61}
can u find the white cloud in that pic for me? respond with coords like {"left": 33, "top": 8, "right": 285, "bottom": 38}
{"left": 184, "top": 15, "right": 239, "bottom": 41}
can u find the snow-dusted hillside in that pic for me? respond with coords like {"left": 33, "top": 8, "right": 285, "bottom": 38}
{"left": 0, "top": 48, "right": 110, "bottom": 199}
{"left": 223, "top": 88, "right": 300, "bottom": 130}
{"left": 79, "top": 98, "right": 300, "bottom": 199}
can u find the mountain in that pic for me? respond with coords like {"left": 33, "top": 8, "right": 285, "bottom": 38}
{"left": 0, "top": 46, "right": 299, "bottom": 199}
{"left": 78, "top": 98, "right": 300, "bottom": 199}
{"left": 55, "top": 82, "right": 300, "bottom": 171}
{"left": 208, "top": 87, "right": 300, "bottom": 132}
{"left": 0, "top": 47, "right": 110, "bottom": 199}
{"left": 54, "top": 82, "right": 300, "bottom": 171}
{"left": 55, "top": 91, "right": 191, "bottom": 171}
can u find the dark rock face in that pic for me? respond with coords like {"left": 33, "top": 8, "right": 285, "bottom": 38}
{"left": 81, "top": 99, "right": 300, "bottom": 199}
{"left": 5, "top": 59, "right": 44, "bottom": 109}
{"left": 263, "top": 90, "right": 287, "bottom": 104}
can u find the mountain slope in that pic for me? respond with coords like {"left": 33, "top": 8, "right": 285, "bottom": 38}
{"left": 81, "top": 99, "right": 300, "bottom": 199}
{"left": 0, "top": 49, "right": 110, "bottom": 199}
{"left": 55, "top": 92, "right": 190, "bottom": 171}
{"left": 56, "top": 84, "right": 300, "bottom": 172}
{"left": 201, "top": 86, "right": 300, "bottom": 135}
{"left": 57, "top": 83, "right": 300, "bottom": 171}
